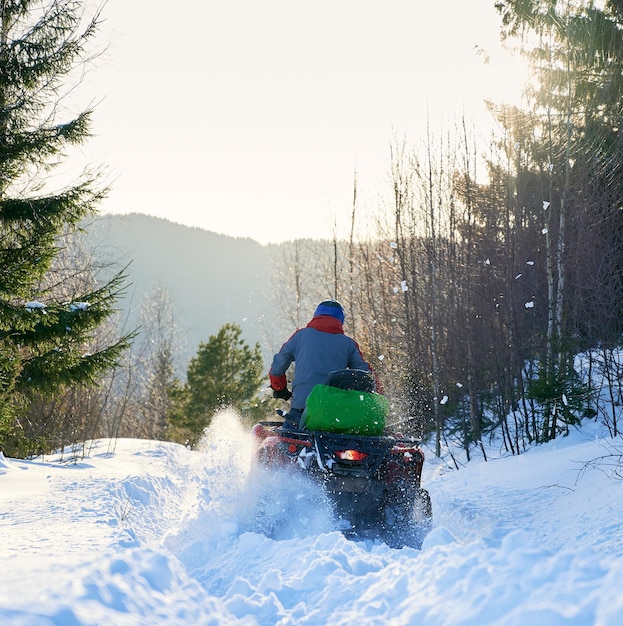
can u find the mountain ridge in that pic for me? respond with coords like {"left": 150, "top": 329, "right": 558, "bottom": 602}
{"left": 88, "top": 213, "right": 273, "bottom": 366}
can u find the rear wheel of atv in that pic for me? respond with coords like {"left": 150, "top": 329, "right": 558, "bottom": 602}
{"left": 414, "top": 488, "right": 432, "bottom": 526}
{"left": 382, "top": 488, "right": 432, "bottom": 549}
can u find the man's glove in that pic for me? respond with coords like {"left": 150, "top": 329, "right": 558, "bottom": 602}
{"left": 272, "top": 386, "right": 292, "bottom": 401}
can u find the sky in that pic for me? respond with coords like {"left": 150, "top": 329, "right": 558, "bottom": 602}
{"left": 3, "top": 407, "right": 623, "bottom": 623}
{"left": 84, "top": 0, "right": 527, "bottom": 245}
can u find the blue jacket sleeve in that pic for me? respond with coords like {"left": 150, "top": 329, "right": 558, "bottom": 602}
{"left": 269, "top": 331, "right": 298, "bottom": 388}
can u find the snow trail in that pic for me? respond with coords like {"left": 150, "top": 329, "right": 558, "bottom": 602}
{"left": 3, "top": 416, "right": 623, "bottom": 624}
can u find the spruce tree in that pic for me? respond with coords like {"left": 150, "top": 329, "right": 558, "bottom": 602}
{"left": 169, "top": 323, "right": 265, "bottom": 446}
{"left": 0, "top": 1, "right": 132, "bottom": 455}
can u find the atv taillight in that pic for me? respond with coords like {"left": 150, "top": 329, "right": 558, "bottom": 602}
{"left": 335, "top": 449, "right": 369, "bottom": 462}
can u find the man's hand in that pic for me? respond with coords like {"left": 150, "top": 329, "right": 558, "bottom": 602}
{"left": 272, "top": 386, "right": 292, "bottom": 401}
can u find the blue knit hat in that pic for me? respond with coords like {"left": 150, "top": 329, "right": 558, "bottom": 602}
{"left": 314, "top": 300, "right": 345, "bottom": 324}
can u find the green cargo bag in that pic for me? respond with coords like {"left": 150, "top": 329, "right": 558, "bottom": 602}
{"left": 304, "top": 384, "right": 389, "bottom": 435}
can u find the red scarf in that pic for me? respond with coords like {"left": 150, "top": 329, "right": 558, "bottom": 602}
{"left": 306, "top": 315, "right": 344, "bottom": 334}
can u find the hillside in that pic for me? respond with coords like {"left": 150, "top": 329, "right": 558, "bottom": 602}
{"left": 87, "top": 213, "right": 273, "bottom": 365}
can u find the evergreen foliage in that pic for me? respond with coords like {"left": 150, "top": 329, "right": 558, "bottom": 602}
{"left": 168, "top": 323, "right": 265, "bottom": 446}
{"left": 0, "top": 1, "right": 133, "bottom": 456}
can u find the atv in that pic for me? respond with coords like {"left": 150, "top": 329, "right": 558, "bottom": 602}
{"left": 251, "top": 370, "right": 432, "bottom": 548}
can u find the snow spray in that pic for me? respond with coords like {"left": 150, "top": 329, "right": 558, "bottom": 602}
{"left": 194, "top": 409, "right": 335, "bottom": 539}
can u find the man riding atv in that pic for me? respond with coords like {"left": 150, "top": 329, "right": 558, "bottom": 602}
{"left": 258, "top": 301, "right": 431, "bottom": 545}
{"left": 269, "top": 300, "right": 377, "bottom": 430}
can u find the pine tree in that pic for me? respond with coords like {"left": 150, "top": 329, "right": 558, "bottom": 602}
{"left": 0, "top": 1, "right": 132, "bottom": 455}
{"left": 169, "top": 323, "right": 265, "bottom": 446}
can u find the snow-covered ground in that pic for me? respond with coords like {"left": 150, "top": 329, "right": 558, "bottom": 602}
{"left": 2, "top": 410, "right": 623, "bottom": 625}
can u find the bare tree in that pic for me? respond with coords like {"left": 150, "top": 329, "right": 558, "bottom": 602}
{"left": 132, "top": 284, "right": 181, "bottom": 440}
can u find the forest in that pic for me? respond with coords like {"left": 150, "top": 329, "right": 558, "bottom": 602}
{"left": 270, "top": 0, "right": 623, "bottom": 458}
{"left": 2, "top": 0, "right": 623, "bottom": 459}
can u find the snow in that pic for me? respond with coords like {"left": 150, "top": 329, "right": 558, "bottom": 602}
{"left": 2, "top": 413, "right": 623, "bottom": 625}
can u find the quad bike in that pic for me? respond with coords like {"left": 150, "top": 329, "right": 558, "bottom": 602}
{"left": 251, "top": 370, "right": 433, "bottom": 548}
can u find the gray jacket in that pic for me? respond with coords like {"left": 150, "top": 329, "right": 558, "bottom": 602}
{"left": 269, "top": 316, "right": 369, "bottom": 411}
